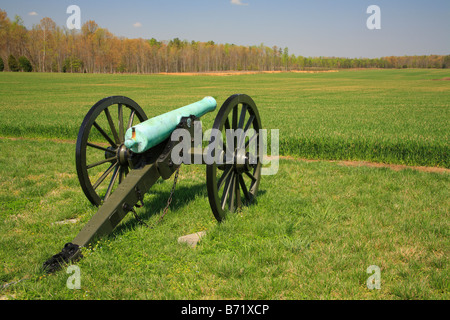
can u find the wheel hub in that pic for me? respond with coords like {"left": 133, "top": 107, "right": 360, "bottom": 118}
{"left": 117, "top": 144, "right": 130, "bottom": 166}
{"left": 234, "top": 148, "right": 250, "bottom": 173}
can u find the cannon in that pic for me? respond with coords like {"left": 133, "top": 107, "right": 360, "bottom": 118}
{"left": 43, "top": 94, "right": 263, "bottom": 272}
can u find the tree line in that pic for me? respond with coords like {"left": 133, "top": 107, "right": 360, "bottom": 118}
{"left": 1, "top": 9, "right": 449, "bottom": 74}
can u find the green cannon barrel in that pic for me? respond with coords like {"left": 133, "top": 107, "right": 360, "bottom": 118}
{"left": 124, "top": 96, "right": 217, "bottom": 153}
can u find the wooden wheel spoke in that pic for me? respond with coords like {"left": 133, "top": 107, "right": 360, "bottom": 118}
{"left": 87, "top": 142, "right": 112, "bottom": 153}
{"left": 245, "top": 131, "right": 258, "bottom": 149}
{"left": 235, "top": 175, "right": 242, "bottom": 209}
{"left": 86, "top": 156, "right": 117, "bottom": 169}
{"left": 228, "top": 173, "right": 236, "bottom": 212}
{"left": 104, "top": 165, "right": 120, "bottom": 201}
{"left": 232, "top": 106, "right": 238, "bottom": 150}
{"left": 238, "top": 105, "right": 247, "bottom": 129}
{"left": 92, "top": 162, "right": 118, "bottom": 190}
{"left": 221, "top": 171, "right": 234, "bottom": 210}
{"left": 223, "top": 134, "right": 234, "bottom": 161}
{"left": 118, "top": 103, "right": 124, "bottom": 143}
{"left": 127, "top": 110, "right": 136, "bottom": 129}
{"left": 243, "top": 114, "right": 255, "bottom": 133}
{"left": 232, "top": 105, "right": 238, "bottom": 129}
{"left": 104, "top": 108, "right": 120, "bottom": 145}
{"left": 238, "top": 173, "right": 251, "bottom": 201}
{"left": 244, "top": 170, "right": 257, "bottom": 182}
{"left": 217, "top": 138, "right": 227, "bottom": 162}
{"left": 93, "top": 121, "right": 117, "bottom": 148}
{"left": 224, "top": 117, "right": 231, "bottom": 130}
{"left": 217, "top": 166, "right": 232, "bottom": 190}
{"left": 119, "top": 166, "right": 124, "bottom": 184}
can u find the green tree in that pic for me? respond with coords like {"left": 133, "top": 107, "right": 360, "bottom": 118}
{"left": 62, "top": 56, "right": 83, "bottom": 73}
{"left": 169, "top": 37, "right": 183, "bottom": 48}
{"left": 443, "top": 55, "right": 450, "bottom": 69}
{"left": 0, "top": 57, "right": 4, "bottom": 71}
{"left": 18, "top": 56, "right": 32, "bottom": 72}
{"left": 148, "top": 38, "right": 161, "bottom": 48}
{"left": 282, "top": 47, "right": 289, "bottom": 70}
{"left": 8, "top": 54, "right": 19, "bottom": 71}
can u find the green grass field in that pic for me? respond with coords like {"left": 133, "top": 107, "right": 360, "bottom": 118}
{"left": 0, "top": 70, "right": 449, "bottom": 300}
{"left": 0, "top": 69, "right": 449, "bottom": 167}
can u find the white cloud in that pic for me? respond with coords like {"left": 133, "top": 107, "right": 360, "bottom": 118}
{"left": 133, "top": 22, "right": 142, "bottom": 28}
{"left": 231, "top": 0, "right": 248, "bottom": 5}
{"left": 28, "top": 11, "right": 38, "bottom": 16}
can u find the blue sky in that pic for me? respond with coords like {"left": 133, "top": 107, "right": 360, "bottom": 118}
{"left": 1, "top": 0, "right": 449, "bottom": 58}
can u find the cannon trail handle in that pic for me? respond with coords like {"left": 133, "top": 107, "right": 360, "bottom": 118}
{"left": 43, "top": 163, "right": 161, "bottom": 273}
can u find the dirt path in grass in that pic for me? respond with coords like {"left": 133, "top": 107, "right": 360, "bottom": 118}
{"left": 1, "top": 136, "right": 448, "bottom": 174}
{"left": 157, "top": 70, "right": 339, "bottom": 76}
{"left": 271, "top": 155, "right": 450, "bottom": 174}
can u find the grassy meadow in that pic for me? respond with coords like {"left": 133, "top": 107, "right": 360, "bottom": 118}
{"left": 0, "top": 69, "right": 449, "bottom": 300}
{"left": 0, "top": 69, "right": 449, "bottom": 167}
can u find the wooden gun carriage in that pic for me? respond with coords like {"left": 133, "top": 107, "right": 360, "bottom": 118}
{"left": 43, "top": 94, "right": 263, "bottom": 272}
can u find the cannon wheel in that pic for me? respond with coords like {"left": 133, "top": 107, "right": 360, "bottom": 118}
{"left": 76, "top": 96, "right": 148, "bottom": 206}
{"left": 206, "top": 94, "right": 262, "bottom": 222}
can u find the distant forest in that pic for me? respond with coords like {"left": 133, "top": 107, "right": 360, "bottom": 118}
{"left": 1, "top": 9, "right": 449, "bottom": 73}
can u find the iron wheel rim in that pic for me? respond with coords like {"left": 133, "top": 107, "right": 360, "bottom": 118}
{"left": 75, "top": 96, "right": 147, "bottom": 206}
{"left": 206, "top": 94, "right": 262, "bottom": 222}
